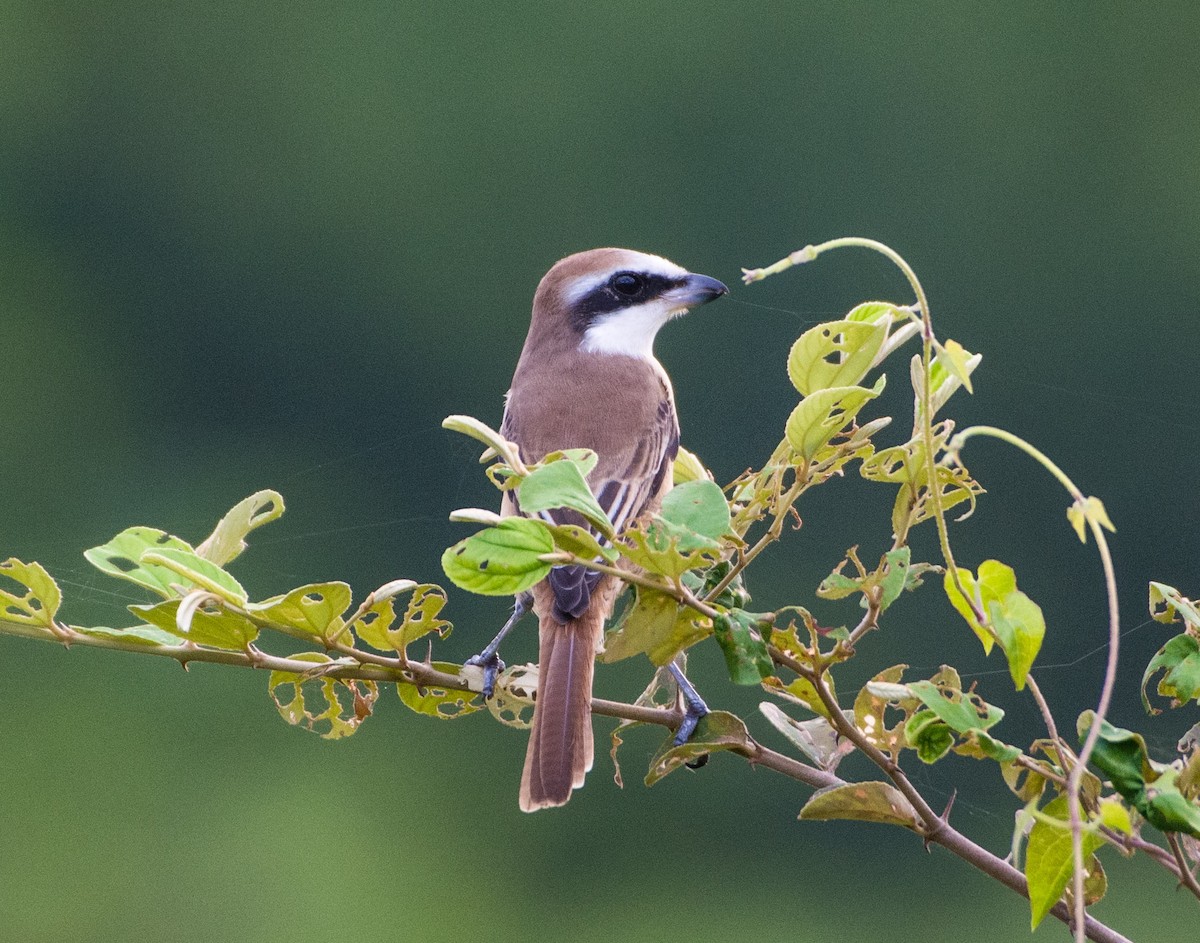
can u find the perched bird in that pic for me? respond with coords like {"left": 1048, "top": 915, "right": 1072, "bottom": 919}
{"left": 494, "top": 248, "right": 727, "bottom": 811}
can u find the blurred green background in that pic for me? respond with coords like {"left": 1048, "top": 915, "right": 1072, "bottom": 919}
{"left": 2, "top": 2, "right": 1198, "bottom": 940}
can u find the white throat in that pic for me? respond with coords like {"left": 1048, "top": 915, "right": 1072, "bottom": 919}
{"left": 579, "top": 301, "right": 681, "bottom": 360}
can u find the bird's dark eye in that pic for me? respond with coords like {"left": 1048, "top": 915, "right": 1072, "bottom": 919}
{"left": 610, "top": 272, "right": 645, "bottom": 297}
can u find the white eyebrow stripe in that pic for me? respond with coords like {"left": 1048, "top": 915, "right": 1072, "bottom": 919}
{"left": 562, "top": 252, "right": 689, "bottom": 306}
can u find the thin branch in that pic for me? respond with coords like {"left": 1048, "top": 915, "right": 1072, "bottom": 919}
{"left": 767, "top": 643, "right": 1131, "bottom": 943}
{"left": 1167, "top": 834, "right": 1200, "bottom": 900}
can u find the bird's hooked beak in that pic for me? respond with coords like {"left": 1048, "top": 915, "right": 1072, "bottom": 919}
{"left": 666, "top": 272, "right": 729, "bottom": 309}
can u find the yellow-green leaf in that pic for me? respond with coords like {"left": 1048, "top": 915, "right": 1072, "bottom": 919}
{"left": 195, "top": 490, "right": 285, "bottom": 566}
{"left": 1025, "top": 796, "right": 1103, "bottom": 929}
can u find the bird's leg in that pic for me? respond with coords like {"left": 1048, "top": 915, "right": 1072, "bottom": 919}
{"left": 466, "top": 593, "right": 530, "bottom": 698}
{"left": 667, "top": 660, "right": 710, "bottom": 746}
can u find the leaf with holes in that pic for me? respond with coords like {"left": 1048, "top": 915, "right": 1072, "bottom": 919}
{"left": 353, "top": 583, "right": 452, "bottom": 653}
{"left": 785, "top": 377, "right": 885, "bottom": 463}
{"left": 1141, "top": 633, "right": 1200, "bottom": 713}
{"left": 645, "top": 711, "right": 750, "bottom": 786}
{"left": 195, "top": 490, "right": 285, "bottom": 566}
{"left": 800, "top": 781, "right": 920, "bottom": 829}
{"left": 853, "top": 664, "right": 916, "bottom": 759}
{"left": 85, "top": 527, "right": 197, "bottom": 597}
{"left": 788, "top": 318, "right": 887, "bottom": 396}
{"left": 1148, "top": 582, "right": 1200, "bottom": 629}
{"left": 0, "top": 558, "right": 61, "bottom": 628}
{"left": 269, "top": 652, "right": 379, "bottom": 739}
{"left": 712, "top": 609, "right": 773, "bottom": 685}
{"left": 485, "top": 664, "right": 538, "bottom": 728}
{"left": 619, "top": 522, "right": 721, "bottom": 580}
{"left": 441, "top": 518, "right": 555, "bottom": 596}
{"left": 131, "top": 598, "right": 259, "bottom": 650}
{"left": 396, "top": 663, "right": 481, "bottom": 719}
{"left": 908, "top": 678, "right": 1004, "bottom": 734}
{"left": 249, "top": 582, "right": 352, "bottom": 640}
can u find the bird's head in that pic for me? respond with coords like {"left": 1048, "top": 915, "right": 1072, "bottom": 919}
{"left": 530, "top": 248, "right": 728, "bottom": 360}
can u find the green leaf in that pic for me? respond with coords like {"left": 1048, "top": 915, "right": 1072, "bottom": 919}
{"left": 1078, "top": 711, "right": 1155, "bottom": 801}
{"left": 1025, "top": 796, "right": 1104, "bottom": 929}
{"left": 799, "top": 781, "right": 920, "bottom": 829}
{"left": 878, "top": 548, "right": 911, "bottom": 611}
{"left": 546, "top": 523, "right": 618, "bottom": 563}
{"left": 905, "top": 709, "right": 956, "bottom": 763}
{"left": 131, "top": 598, "right": 259, "bottom": 650}
{"left": 817, "top": 548, "right": 913, "bottom": 614}
{"left": 787, "top": 319, "right": 887, "bottom": 396}
{"left": 600, "top": 588, "right": 711, "bottom": 665}
{"left": 248, "top": 582, "right": 353, "bottom": 640}
{"left": 712, "top": 610, "right": 773, "bottom": 685}
{"left": 1099, "top": 798, "right": 1133, "bottom": 835}
{"left": 1141, "top": 633, "right": 1200, "bottom": 713}
{"left": 396, "top": 663, "right": 481, "bottom": 719}
{"left": 955, "top": 729, "right": 1023, "bottom": 763}
{"left": 139, "top": 547, "right": 248, "bottom": 606}
{"left": 75, "top": 623, "right": 183, "bottom": 647}
{"left": 784, "top": 377, "right": 886, "bottom": 462}
{"left": 441, "top": 518, "right": 555, "bottom": 596}
{"left": 269, "top": 652, "right": 379, "bottom": 739}
{"left": 518, "top": 456, "right": 614, "bottom": 538}
{"left": 0, "top": 558, "right": 62, "bottom": 628}
{"left": 659, "top": 480, "right": 732, "bottom": 541}
{"left": 85, "top": 527, "right": 197, "bottom": 597}
{"left": 195, "top": 490, "right": 285, "bottom": 566}
{"left": 988, "top": 590, "right": 1046, "bottom": 690}
{"left": 1142, "top": 769, "right": 1200, "bottom": 837}
{"left": 645, "top": 711, "right": 750, "bottom": 785}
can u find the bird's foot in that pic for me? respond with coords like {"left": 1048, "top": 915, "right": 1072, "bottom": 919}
{"left": 466, "top": 594, "right": 530, "bottom": 699}
{"left": 667, "top": 661, "right": 710, "bottom": 749}
{"left": 465, "top": 649, "right": 506, "bottom": 700}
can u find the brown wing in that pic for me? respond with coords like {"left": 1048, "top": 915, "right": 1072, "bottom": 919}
{"left": 501, "top": 391, "right": 678, "bottom": 622}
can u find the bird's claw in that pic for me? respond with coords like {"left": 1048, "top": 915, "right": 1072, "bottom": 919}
{"left": 465, "top": 650, "right": 506, "bottom": 699}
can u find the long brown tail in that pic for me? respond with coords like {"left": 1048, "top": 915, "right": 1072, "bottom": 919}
{"left": 519, "top": 607, "right": 603, "bottom": 812}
